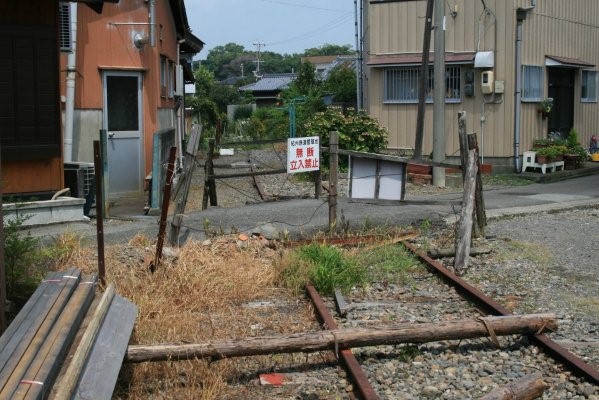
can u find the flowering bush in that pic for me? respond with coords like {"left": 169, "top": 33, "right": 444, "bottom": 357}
{"left": 303, "top": 107, "right": 388, "bottom": 153}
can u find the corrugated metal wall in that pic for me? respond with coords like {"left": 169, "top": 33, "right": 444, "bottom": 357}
{"left": 365, "top": 0, "right": 599, "bottom": 161}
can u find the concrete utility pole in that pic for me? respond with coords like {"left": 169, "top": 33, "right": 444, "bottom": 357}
{"left": 414, "top": 0, "right": 434, "bottom": 159}
{"left": 253, "top": 42, "right": 265, "bottom": 78}
{"left": 433, "top": 0, "right": 446, "bottom": 186}
{"left": 354, "top": 0, "right": 363, "bottom": 110}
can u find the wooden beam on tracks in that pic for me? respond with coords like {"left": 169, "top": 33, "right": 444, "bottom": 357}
{"left": 402, "top": 240, "right": 599, "bottom": 385}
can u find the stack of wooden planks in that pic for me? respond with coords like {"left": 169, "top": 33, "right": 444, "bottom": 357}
{"left": 0, "top": 269, "right": 137, "bottom": 400}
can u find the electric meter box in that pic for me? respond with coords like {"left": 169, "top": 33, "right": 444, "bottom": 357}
{"left": 481, "top": 70, "right": 494, "bottom": 94}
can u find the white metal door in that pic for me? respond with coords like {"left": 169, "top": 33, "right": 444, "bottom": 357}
{"left": 102, "top": 71, "right": 143, "bottom": 194}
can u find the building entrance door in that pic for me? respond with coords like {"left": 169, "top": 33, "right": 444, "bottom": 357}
{"left": 547, "top": 68, "right": 575, "bottom": 139}
{"left": 102, "top": 71, "right": 143, "bottom": 195}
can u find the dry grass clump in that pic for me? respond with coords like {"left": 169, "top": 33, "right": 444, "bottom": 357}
{"left": 57, "top": 233, "right": 317, "bottom": 399}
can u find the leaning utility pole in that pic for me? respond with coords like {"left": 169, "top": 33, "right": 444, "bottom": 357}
{"left": 414, "top": 0, "right": 435, "bottom": 159}
{"left": 432, "top": 0, "right": 446, "bottom": 187}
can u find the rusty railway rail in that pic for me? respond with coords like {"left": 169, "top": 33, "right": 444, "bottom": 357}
{"left": 306, "top": 285, "right": 380, "bottom": 400}
{"left": 402, "top": 240, "right": 599, "bottom": 385}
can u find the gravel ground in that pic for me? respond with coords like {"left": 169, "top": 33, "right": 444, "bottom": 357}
{"left": 192, "top": 149, "right": 599, "bottom": 399}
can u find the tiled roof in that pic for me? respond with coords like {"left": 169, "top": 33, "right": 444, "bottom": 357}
{"left": 239, "top": 74, "right": 298, "bottom": 92}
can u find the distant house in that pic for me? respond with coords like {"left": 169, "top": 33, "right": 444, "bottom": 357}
{"left": 61, "top": 0, "right": 203, "bottom": 196}
{"left": 301, "top": 55, "right": 356, "bottom": 80}
{"left": 362, "top": 0, "right": 599, "bottom": 170}
{"left": 239, "top": 73, "right": 298, "bottom": 107}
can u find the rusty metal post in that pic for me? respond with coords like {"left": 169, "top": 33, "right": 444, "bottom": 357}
{"left": 151, "top": 146, "right": 177, "bottom": 272}
{"left": 202, "top": 139, "right": 217, "bottom": 210}
{"left": 93, "top": 141, "right": 106, "bottom": 287}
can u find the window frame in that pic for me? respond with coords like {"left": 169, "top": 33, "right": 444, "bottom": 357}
{"left": 581, "top": 69, "right": 598, "bottom": 103}
{"left": 521, "top": 65, "right": 543, "bottom": 102}
{"left": 383, "top": 65, "right": 463, "bottom": 104}
{"left": 160, "top": 56, "right": 168, "bottom": 97}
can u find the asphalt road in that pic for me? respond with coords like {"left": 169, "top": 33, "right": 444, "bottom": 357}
{"left": 27, "top": 173, "right": 599, "bottom": 245}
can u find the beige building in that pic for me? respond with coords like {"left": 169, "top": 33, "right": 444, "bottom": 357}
{"left": 362, "top": 0, "right": 599, "bottom": 170}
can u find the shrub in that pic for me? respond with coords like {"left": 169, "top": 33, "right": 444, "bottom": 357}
{"left": 303, "top": 107, "right": 388, "bottom": 169}
{"left": 3, "top": 215, "right": 43, "bottom": 297}
{"left": 277, "top": 244, "right": 367, "bottom": 295}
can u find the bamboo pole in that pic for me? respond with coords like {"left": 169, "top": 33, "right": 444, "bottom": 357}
{"left": 125, "top": 313, "right": 557, "bottom": 363}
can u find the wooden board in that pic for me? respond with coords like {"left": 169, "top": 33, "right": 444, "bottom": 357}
{"left": 72, "top": 295, "right": 138, "bottom": 400}
{"left": 12, "top": 275, "right": 96, "bottom": 399}
{"left": 0, "top": 269, "right": 81, "bottom": 393}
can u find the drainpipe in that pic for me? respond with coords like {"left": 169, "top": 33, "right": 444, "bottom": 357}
{"left": 149, "top": 0, "right": 156, "bottom": 47}
{"left": 176, "top": 39, "right": 185, "bottom": 170}
{"left": 513, "top": 6, "right": 534, "bottom": 172}
{"left": 64, "top": 2, "right": 78, "bottom": 163}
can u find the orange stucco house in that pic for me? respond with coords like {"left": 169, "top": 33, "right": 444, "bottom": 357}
{"left": 61, "top": 0, "right": 202, "bottom": 199}
{"left": 0, "top": 0, "right": 202, "bottom": 204}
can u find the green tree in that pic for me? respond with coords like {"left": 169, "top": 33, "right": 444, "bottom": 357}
{"left": 324, "top": 65, "right": 357, "bottom": 106}
{"left": 293, "top": 62, "right": 318, "bottom": 94}
{"left": 203, "top": 43, "right": 247, "bottom": 80}
{"left": 303, "top": 43, "right": 354, "bottom": 57}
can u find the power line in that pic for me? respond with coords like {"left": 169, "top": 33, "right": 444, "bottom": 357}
{"left": 267, "top": 13, "right": 354, "bottom": 47}
{"left": 258, "top": 0, "right": 349, "bottom": 13}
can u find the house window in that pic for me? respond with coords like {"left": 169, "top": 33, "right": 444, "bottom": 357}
{"left": 384, "top": 66, "right": 462, "bottom": 103}
{"left": 160, "top": 56, "right": 167, "bottom": 97}
{"left": 581, "top": 70, "right": 597, "bottom": 102}
{"left": 59, "top": 3, "right": 72, "bottom": 52}
{"left": 522, "top": 65, "right": 543, "bottom": 101}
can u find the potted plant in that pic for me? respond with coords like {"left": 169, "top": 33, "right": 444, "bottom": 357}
{"left": 535, "top": 145, "right": 561, "bottom": 164}
{"left": 562, "top": 129, "right": 589, "bottom": 169}
{"left": 532, "top": 137, "right": 553, "bottom": 148}
{"left": 537, "top": 98, "right": 553, "bottom": 118}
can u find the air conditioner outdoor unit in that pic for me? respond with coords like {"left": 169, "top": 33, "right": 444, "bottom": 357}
{"left": 64, "top": 162, "right": 95, "bottom": 216}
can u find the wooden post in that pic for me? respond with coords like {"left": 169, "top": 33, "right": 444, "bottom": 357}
{"left": 151, "top": 146, "right": 177, "bottom": 273}
{"left": 458, "top": 112, "right": 469, "bottom": 179}
{"left": 169, "top": 125, "right": 201, "bottom": 245}
{"left": 93, "top": 141, "right": 106, "bottom": 287}
{"left": 125, "top": 313, "right": 557, "bottom": 363}
{"left": 457, "top": 112, "right": 481, "bottom": 238}
{"left": 202, "top": 138, "right": 216, "bottom": 210}
{"left": 328, "top": 131, "right": 339, "bottom": 231}
{"left": 454, "top": 149, "right": 477, "bottom": 275}
{"left": 314, "top": 170, "right": 322, "bottom": 199}
{"left": 468, "top": 133, "right": 487, "bottom": 233}
{"left": 479, "top": 374, "right": 547, "bottom": 400}
{"left": 413, "top": 0, "right": 435, "bottom": 159}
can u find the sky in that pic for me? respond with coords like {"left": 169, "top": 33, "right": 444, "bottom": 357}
{"left": 185, "top": 0, "right": 357, "bottom": 59}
